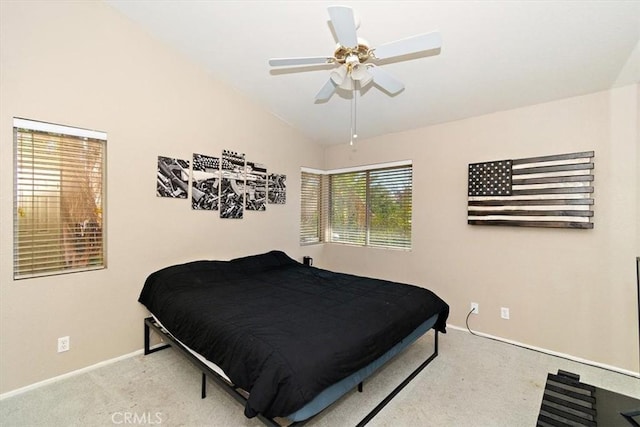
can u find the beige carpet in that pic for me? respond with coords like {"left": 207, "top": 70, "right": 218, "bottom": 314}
{"left": 1, "top": 328, "right": 638, "bottom": 426}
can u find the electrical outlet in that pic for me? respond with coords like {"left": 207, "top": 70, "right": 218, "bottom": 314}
{"left": 470, "top": 302, "right": 479, "bottom": 314}
{"left": 501, "top": 307, "right": 510, "bottom": 320}
{"left": 57, "top": 336, "right": 70, "bottom": 353}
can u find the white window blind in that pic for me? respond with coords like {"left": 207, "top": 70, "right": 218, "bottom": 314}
{"left": 13, "top": 118, "right": 106, "bottom": 279}
{"left": 301, "top": 163, "right": 412, "bottom": 249}
{"left": 330, "top": 171, "right": 367, "bottom": 245}
{"left": 368, "top": 166, "right": 412, "bottom": 249}
{"left": 300, "top": 171, "right": 322, "bottom": 244}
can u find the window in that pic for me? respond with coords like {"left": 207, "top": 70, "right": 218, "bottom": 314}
{"left": 13, "top": 118, "right": 106, "bottom": 279}
{"left": 300, "top": 162, "right": 412, "bottom": 250}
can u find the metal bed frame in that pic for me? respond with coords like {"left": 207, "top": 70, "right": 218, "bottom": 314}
{"left": 144, "top": 316, "right": 439, "bottom": 427}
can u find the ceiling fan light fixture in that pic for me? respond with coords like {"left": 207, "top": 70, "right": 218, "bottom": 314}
{"left": 339, "top": 76, "right": 353, "bottom": 90}
{"left": 351, "top": 63, "right": 373, "bottom": 85}
{"left": 330, "top": 65, "right": 347, "bottom": 85}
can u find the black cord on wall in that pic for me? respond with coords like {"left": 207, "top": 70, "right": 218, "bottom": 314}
{"left": 465, "top": 308, "right": 480, "bottom": 337}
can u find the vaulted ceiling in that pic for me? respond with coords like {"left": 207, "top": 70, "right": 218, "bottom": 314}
{"left": 106, "top": 1, "right": 640, "bottom": 145}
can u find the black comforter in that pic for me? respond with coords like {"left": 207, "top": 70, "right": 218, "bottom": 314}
{"left": 139, "top": 250, "right": 449, "bottom": 419}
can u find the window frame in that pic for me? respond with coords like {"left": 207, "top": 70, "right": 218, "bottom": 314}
{"left": 300, "top": 161, "right": 412, "bottom": 250}
{"left": 13, "top": 118, "right": 107, "bottom": 280}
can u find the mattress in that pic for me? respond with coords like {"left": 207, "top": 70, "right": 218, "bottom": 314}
{"left": 151, "top": 314, "right": 231, "bottom": 382}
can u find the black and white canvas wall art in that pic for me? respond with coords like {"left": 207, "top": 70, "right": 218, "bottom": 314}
{"left": 157, "top": 156, "right": 190, "bottom": 199}
{"left": 220, "top": 149, "right": 245, "bottom": 219}
{"left": 467, "top": 151, "right": 594, "bottom": 229}
{"left": 245, "top": 161, "right": 267, "bottom": 211}
{"left": 191, "top": 153, "right": 220, "bottom": 210}
{"left": 268, "top": 173, "right": 286, "bottom": 204}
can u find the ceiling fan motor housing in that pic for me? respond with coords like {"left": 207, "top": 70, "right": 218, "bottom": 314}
{"left": 334, "top": 43, "right": 370, "bottom": 64}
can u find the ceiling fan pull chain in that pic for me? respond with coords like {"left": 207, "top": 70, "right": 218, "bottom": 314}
{"left": 355, "top": 84, "right": 358, "bottom": 138}
{"left": 350, "top": 85, "right": 358, "bottom": 145}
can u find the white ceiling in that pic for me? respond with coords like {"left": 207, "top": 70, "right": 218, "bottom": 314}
{"left": 105, "top": 1, "right": 640, "bottom": 145}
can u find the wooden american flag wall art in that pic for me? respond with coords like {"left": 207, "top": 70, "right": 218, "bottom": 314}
{"left": 467, "top": 151, "right": 594, "bottom": 229}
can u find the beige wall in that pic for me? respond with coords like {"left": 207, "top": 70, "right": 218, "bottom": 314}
{"left": 322, "top": 85, "right": 640, "bottom": 373}
{"left": 0, "top": 1, "right": 322, "bottom": 394}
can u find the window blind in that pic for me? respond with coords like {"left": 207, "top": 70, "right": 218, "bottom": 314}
{"left": 330, "top": 171, "right": 368, "bottom": 246}
{"left": 368, "top": 166, "right": 412, "bottom": 249}
{"left": 300, "top": 172, "right": 322, "bottom": 244}
{"left": 14, "top": 119, "right": 106, "bottom": 279}
{"left": 300, "top": 163, "right": 412, "bottom": 250}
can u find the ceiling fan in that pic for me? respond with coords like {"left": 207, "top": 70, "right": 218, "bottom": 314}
{"left": 268, "top": 5, "right": 442, "bottom": 101}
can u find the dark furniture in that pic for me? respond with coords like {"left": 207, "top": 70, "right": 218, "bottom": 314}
{"left": 537, "top": 370, "right": 640, "bottom": 427}
{"left": 139, "top": 250, "right": 449, "bottom": 426}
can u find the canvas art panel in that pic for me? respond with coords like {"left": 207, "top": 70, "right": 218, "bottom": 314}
{"left": 245, "top": 161, "right": 267, "bottom": 211}
{"left": 191, "top": 153, "right": 220, "bottom": 210}
{"left": 268, "top": 174, "right": 286, "bottom": 204}
{"left": 157, "top": 156, "right": 190, "bottom": 199}
{"left": 220, "top": 150, "right": 245, "bottom": 219}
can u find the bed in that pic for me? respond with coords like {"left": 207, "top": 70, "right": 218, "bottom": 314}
{"left": 139, "top": 250, "right": 449, "bottom": 426}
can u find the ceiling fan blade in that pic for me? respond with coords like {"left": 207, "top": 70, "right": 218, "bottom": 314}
{"left": 373, "top": 31, "right": 442, "bottom": 60}
{"left": 315, "top": 78, "right": 337, "bottom": 101}
{"left": 328, "top": 6, "right": 358, "bottom": 48}
{"left": 368, "top": 66, "right": 405, "bottom": 94}
{"left": 269, "top": 57, "right": 333, "bottom": 67}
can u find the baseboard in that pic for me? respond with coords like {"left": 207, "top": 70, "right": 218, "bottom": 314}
{"left": 447, "top": 324, "right": 640, "bottom": 379}
{"left": 3, "top": 328, "right": 637, "bottom": 400}
{"left": 0, "top": 344, "right": 164, "bottom": 401}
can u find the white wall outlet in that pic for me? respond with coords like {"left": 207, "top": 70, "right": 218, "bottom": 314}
{"left": 57, "top": 336, "right": 70, "bottom": 353}
{"left": 501, "top": 307, "right": 510, "bottom": 319}
{"left": 470, "top": 302, "right": 479, "bottom": 314}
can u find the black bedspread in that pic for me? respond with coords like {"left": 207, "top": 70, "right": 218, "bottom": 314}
{"left": 139, "top": 250, "right": 449, "bottom": 419}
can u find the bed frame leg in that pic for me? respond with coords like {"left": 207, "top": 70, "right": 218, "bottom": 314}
{"left": 356, "top": 330, "right": 440, "bottom": 427}
{"left": 202, "top": 373, "right": 207, "bottom": 399}
{"left": 143, "top": 317, "right": 172, "bottom": 355}
{"left": 144, "top": 321, "right": 150, "bottom": 355}
{"left": 358, "top": 382, "right": 363, "bottom": 392}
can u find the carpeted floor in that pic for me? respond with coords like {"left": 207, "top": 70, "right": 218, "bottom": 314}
{"left": 1, "top": 328, "right": 638, "bottom": 426}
